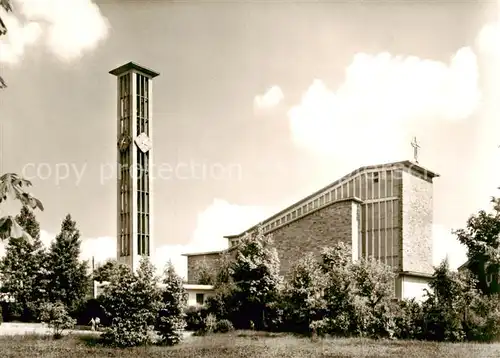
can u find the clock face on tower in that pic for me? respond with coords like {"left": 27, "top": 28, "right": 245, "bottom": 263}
{"left": 135, "top": 132, "right": 152, "bottom": 153}
{"left": 118, "top": 133, "right": 132, "bottom": 152}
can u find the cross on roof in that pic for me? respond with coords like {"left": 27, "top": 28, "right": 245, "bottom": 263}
{"left": 411, "top": 137, "right": 420, "bottom": 164}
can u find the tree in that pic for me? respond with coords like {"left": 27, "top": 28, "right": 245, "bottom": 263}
{"left": 0, "top": 173, "right": 44, "bottom": 240}
{"left": 46, "top": 214, "right": 90, "bottom": 314}
{"left": 205, "top": 252, "right": 236, "bottom": 321}
{"left": 319, "top": 242, "right": 356, "bottom": 336}
{"left": 230, "top": 226, "right": 283, "bottom": 330}
{"left": 350, "top": 257, "right": 396, "bottom": 337}
{"left": 93, "top": 259, "right": 119, "bottom": 283}
{"left": 454, "top": 196, "right": 500, "bottom": 294}
{"left": 0, "top": 205, "right": 48, "bottom": 320}
{"left": 156, "top": 261, "right": 186, "bottom": 346}
{"left": 421, "top": 259, "right": 471, "bottom": 342}
{"left": 100, "top": 257, "right": 162, "bottom": 347}
{"left": 282, "top": 253, "right": 327, "bottom": 334}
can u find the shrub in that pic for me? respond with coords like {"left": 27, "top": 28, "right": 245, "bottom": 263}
{"left": 99, "top": 258, "right": 162, "bottom": 348}
{"left": 215, "top": 319, "right": 234, "bottom": 333}
{"left": 463, "top": 293, "right": 500, "bottom": 342}
{"left": 101, "top": 317, "right": 155, "bottom": 347}
{"left": 194, "top": 313, "right": 218, "bottom": 336}
{"left": 184, "top": 306, "right": 206, "bottom": 331}
{"left": 38, "top": 301, "right": 76, "bottom": 339}
{"left": 393, "top": 299, "right": 424, "bottom": 340}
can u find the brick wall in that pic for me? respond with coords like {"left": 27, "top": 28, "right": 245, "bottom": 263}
{"left": 401, "top": 170, "right": 434, "bottom": 274}
{"left": 186, "top": 252, "right": 221, "bottom": 284}
{"left": 186, "top": 199, "right": 359, "bottom": 281}
{"left": 265, "top": 198, "right": 360, "bottom": 276}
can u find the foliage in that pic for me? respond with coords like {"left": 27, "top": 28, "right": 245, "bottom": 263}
{"left": 281, "top": 253, "right": 327, "bottom": 334}
{"left": 392, "top": 299, "right": 424, "bottom": 340}
{"left": 93, "top": 259, "right": 119, "bottom": 283}
{"left": 197, "top": 313, "right": 218, "bottom": 335}
{"left": 155, "top": 261, "right": 187, "bottom": 346}
{"left": 318, "top": 243, "right": 357, "bottom": 336}
{"left": 215, "top": 319, "right": 234, "bottom": 333}
{"left": 0, "top": 173, "right": 43, "bottom": 240}
{"left": 230, "top": 226, "right": 283, "bottom": 330}
{"left": 350, "top": 257, "right": 397, "bottom": 338}
{"left": 454, "top": 196, "right": 500, "bottom": 294}
{"left": 205, "top": 252, "right": 236, "bottom": 321}
{"left": 421, "top": 259, "right": 483, "bottom": 342}
{"left": 46, "top": 214, "right": 90, "bottom": 314}
{"left": 184, "top": 305, "right": 207, "bottom": 331}
{"left": 0, "top": 206, "right": 48, "bottom": 321}
{"left": 100, "top": 257, "right": 162, "bottom": 347}
{"left": 39, "top": 301, "right": 76, "bottom": 339}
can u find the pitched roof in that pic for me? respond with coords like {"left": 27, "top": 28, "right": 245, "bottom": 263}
{"left": 224, "top": 160, "right": 439, "bottom": 239}
{"left": 109, "top": 62, "right": 160, "bottom": 78}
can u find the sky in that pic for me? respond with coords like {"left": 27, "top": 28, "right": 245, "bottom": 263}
{"left": 0, "top": 0, "right": 499, "bottom": 278}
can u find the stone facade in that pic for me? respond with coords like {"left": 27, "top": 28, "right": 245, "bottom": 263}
{"left": 401, "top": 168, "right": 434, "bottom": 274}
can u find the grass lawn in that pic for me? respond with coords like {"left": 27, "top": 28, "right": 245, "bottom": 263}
{"left": 1, "top": 330, "right": 500, "bottom": 357}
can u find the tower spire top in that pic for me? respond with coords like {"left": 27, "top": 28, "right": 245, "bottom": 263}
{"left": 109, "top": 62, "right": 160, "bottom": 78}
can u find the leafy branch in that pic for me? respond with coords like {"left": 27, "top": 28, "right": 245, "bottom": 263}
{"left": 0, "top": 173, "right": 44, "bottom": 240}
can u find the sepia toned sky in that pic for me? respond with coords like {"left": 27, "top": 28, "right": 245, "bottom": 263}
{"left": 0, "top": 0, "right": 499, "bottom": 277}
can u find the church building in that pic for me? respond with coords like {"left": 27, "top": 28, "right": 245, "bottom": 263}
{"left": 106, "top": 61, "right": 439, "bottom": 304}
{"left": 184, "top": 160, "right": 439, "bottom": 302}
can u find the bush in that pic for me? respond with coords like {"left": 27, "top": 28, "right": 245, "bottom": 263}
{"left": 184, "top": 306, "right": 206, "bottom": 331}
{"left": 101, "top": 318, "right": 155, "bottom": 347}
{"left": 393, "top": 299, "right": 424, "bottom": 340}
{"left": 38, "top": 301, "right": 76, "bottom": 339}
{"left": 99, "top": 259, "right": 162, "bottom": 348}
{"left": 215, "top": 319, "right": 234, "bottom": 333}
{"left": 194, "top": 313, "right": 218, "bottom": 336}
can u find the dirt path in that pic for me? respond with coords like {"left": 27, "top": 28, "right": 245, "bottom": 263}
{"left": 0, "top": 322, "right": 98, "bottom": 336}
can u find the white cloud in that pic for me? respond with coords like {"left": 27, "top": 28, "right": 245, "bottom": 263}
{"left": 254, "top": 85, "right": 284, "bottom": 111}
{"left": 477, "top": 21, "right": 500, "bottom": 58}
{"left": 0, "top": 0, "right": 109, "bottom": 64}
{"left": 288, "top": 47, "right": 480, "bottom": 165}
{"left": 432, "top": 224, "right": 467, "bottom": 270}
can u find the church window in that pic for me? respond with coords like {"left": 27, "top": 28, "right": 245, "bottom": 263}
{"left": 196, "top": 293, "right": 204, "bottom": 305}
{"left": 308, "top": 202, "right": 313, "bottom": 210}
{"left": 286, "top": 214, "right": 291, "bottom": 221}
{"left": 291, "top": 211, "right": 296, "bottom": 219}
{"left": 298, "top": 207, "right": 302, "bottom": 216}
{"left": 373, "top": 172, "right": 379, "bottom": 183}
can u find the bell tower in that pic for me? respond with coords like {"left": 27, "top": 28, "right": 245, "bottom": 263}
{"left": 110, "top": 62, "right": 159, "bottom": 272}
